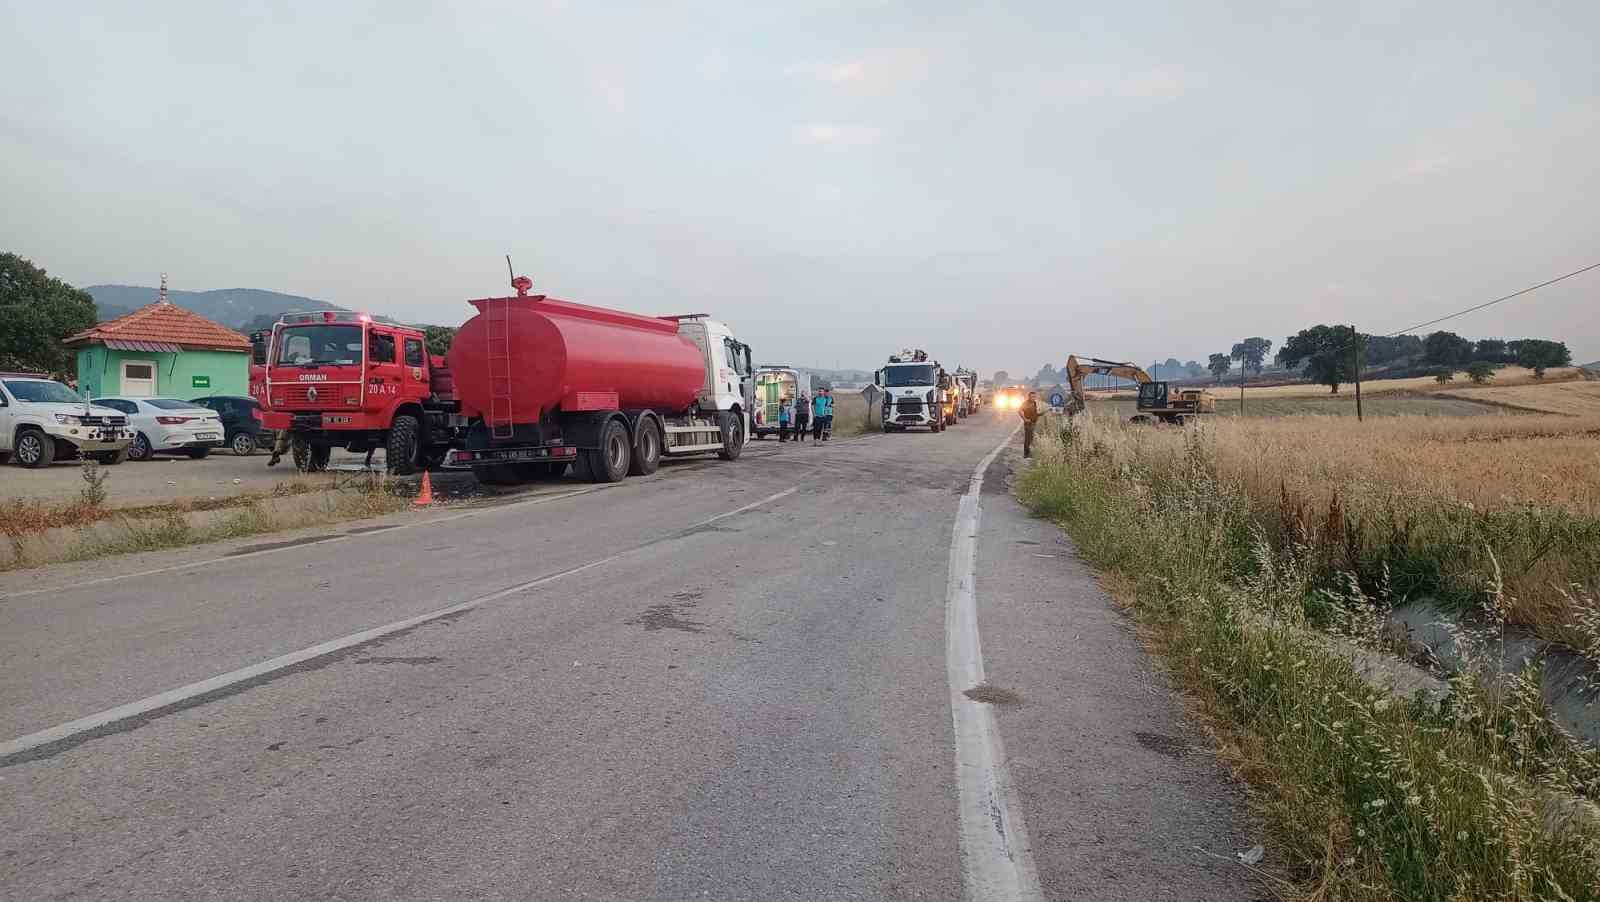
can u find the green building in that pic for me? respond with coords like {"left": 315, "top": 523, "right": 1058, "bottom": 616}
{"left": 65, "top": 297, "right": 252, "bottom": 400}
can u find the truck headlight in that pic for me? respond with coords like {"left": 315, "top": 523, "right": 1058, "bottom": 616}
{"left": 54, "top": 414, "right": 85, "bottom": 425}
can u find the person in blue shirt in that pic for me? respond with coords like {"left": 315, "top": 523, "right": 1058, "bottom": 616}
{"left": 777, "top": 398, "right": 792, "bottom": 442}
{"left": 812, "top": 390, "right": 828, "bottom": 441}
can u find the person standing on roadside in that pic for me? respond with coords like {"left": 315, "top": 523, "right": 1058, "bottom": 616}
{"left": 1019, "top": 390, "right": 1041, "bottom": 458}
{"left": 812, "top": 389, "right": 828, "bottom": 441}
{"left": 777, "top": 398, "right": 792, "bottom": 442}
{"left": 793, "top": 392, "right": 811, "bottom": 443}
{"left": 821, "top": 388, "right": 835, "bottom": 440}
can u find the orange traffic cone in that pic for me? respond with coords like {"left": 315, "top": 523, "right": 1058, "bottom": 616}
{"left": 414, "top": 470, "right": 433, "bottom": 507}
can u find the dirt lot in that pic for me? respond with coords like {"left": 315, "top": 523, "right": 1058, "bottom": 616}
{"left": 0, "top": 448, "right": 408, "bottom": 508}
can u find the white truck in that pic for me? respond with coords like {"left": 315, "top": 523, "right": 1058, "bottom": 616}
{"left": 0, "top": 374, "right": 135, "bottom": 467}
{"left": 875, "top": 350, "right": 948, "bottom": 433}
{"left": 752, "top": 365, "right": 814, "bottom": 439}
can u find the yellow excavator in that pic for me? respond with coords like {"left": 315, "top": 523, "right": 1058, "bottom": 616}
{"left": 1064, "top": 355, "right": 1216, "bottom": 424}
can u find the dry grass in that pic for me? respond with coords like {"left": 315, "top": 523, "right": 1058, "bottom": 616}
{"left": 827, "top": 391, "right": 874, "bottom": 437}
{"left": 1197, "top": 367, "right": 1585, "bottom": 400}
{"left": 1019, "top": 420, "right": 1600, "bottom": 899}
{"left": 1435, "top": 380, "right": 1600, "bottom": 416}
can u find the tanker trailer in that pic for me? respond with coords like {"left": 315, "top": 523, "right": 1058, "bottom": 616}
{"left": 445, "top": 276, "right": 755, "bottom": 484}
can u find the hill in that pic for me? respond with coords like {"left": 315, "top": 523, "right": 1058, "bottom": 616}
{"left": 83, "top": 285, "right": 413, "bottom": 333}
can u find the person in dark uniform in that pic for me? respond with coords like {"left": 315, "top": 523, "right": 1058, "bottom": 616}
{"left": 793, "top": 393, "right": 810, "bottom": 443}
{"left": 1019, "top": 391, "right": 1041, "bottom": 458}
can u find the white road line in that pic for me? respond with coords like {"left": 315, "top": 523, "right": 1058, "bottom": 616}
{"left": 0, "top": 486, "right": 797, "bottom": 761}
{"left": 0, "top": 485, "right": 607, "bottom": 602}
{"left": 946, "top": 422, "right": 1042, "bottom": 902}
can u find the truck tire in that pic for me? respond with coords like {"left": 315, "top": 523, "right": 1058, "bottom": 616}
{"left": 15, "top": 430, "right": 54, "bottom": 468}
{"left": 716, "top": 411, "right": 744, "bottom": 461}
{"left": 628, "top": 418, "right": 661, "bottom": 476}
{"left": 292, "top": 436, "right": 331, "bottom": 472}
{"left": 583, "top": 419, "right": 631, "bottom": 483}
{"left": 386, "top": 414, "right": 421, "bottom": 476}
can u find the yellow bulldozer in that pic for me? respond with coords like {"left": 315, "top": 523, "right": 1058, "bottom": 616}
{"left": 1064, "top": 355, "right": 1216, "bottom": 424}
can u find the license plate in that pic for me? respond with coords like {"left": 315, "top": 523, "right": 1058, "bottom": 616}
{"left": 196, "top": 433, "right": 220, "bottom": 441}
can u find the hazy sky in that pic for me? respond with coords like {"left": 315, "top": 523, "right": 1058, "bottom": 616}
{"left": 5, "top": 1, "right": 1598, "bottom": 377}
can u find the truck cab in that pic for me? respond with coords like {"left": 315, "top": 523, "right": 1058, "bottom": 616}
{"left": 262, "top": 311, "right": 460, "bottom": 473}
{"left": 0, "top": 374, "right": 134, "bottom": 467}
{"left": 876, "top": 352, "right": 946, "bottom": 433}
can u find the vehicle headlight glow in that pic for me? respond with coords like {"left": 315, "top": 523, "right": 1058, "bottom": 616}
{"left": 54, "top": 414, "right": 85, "bottom": 425}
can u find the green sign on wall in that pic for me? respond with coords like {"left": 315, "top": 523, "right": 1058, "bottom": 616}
{"left": 192, "top": 375, "right": 211, "bottom": 389}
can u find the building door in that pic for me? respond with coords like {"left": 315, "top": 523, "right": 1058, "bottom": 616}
{"left": 122, "top": 360, "right": 157, "bottom": 397}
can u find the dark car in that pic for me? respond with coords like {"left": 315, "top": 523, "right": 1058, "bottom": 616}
{"left": 192, "top": 395, "right": 274, "bottom": 456}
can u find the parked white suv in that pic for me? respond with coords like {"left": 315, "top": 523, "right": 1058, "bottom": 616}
{"left": 0, "top": 374, "right": 135, "bottom": 468}
{"left": 93, "top": 397, "right": 226, "bottom": 461}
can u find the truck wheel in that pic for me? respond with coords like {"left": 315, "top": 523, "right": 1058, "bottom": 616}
{"left": 716, "top": 411, "right": 744, "bottom": 461}
{"left": 292, "top": 437, "right": 331, "bottom": 472}
{"left": 15, "top": 430, "right": 54, "bottom": 468}
{"left": 583, "top": 419, "right": 631, "bottom": 483}
{"left": 629, "top": 418, "right": 661, "bottom": 476}
{"left": 386, "top": 414, "right": 421, "bottom": 476}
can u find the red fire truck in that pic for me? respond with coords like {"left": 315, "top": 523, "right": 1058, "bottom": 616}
{"left": 260, "top": 311, "right": 461, "bottom": 474}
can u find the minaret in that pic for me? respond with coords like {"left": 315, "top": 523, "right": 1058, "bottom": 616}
{"left": 157, "top": 272, "right": 169, "bottom": 305}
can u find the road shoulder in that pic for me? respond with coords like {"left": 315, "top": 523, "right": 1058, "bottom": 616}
{"left": 974, "top": 448, "right": 1263, "bottom": 901}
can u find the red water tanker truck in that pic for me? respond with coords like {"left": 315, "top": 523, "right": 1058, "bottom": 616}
{"left": 260, "top": 275, "right": 755, "bottom": 483}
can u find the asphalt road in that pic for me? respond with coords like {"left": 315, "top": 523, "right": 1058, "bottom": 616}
{"left": 0, "top": 412, "right": 1259, "bottom": 901}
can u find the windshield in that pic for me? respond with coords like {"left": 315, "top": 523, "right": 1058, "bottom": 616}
{"left": 275, "top": 325, "right": 362, "bottom": 366}
{"left": 3, "top": 380, "right": 81, "bottom": 404}
{"left": 147, "top": 399, "right": 204, "bottom": 410}
{"left": 883, "top": 364, "right": 934, "bottom": 387}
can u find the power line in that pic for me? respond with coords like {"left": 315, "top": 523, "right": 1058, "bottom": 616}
{"left": 1384, "top": 260, "right": 1600, "bottom": 337}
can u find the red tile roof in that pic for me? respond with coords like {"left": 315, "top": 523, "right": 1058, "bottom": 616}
{"left": 64, "top": 301, "right": 251, "bottom": 353}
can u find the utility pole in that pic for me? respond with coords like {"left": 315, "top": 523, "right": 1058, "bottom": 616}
{"left": 1239, "top": 358, "right": 1246, "bottom": 418}
{"left": 1352, "top": 331, "right": 1364, "bottom": 422}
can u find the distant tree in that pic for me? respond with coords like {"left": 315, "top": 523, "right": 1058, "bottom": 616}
{"left": 424, "top": 325, "right": 457, "bottom": 357}
{"left": 1365, "top": 334, "right": 1423, "bottom": 367}
{"left": 992, "top": 370, "right": 1010, "bottom": 386}
{"left": 1033, "top": 363, "right": 1061, "bottom": 386}
{"left": 1465, "top": 361, "right": 1495, "bottom": 384}
{"left": 1434, "top": 369, "right": 1454, "bottom": 383}
{"left": 1184, "top": 360, "right": 1206, "bottom": 379}
{"left": 1229, "top": 337, "right": 1273, "bottom": 375}
{"left": 1423, "top": 331, "right": 1475, "bottom": 367}
{"left": 1207, "top": 353, "right": 1232, "bottom": 383}
{"left": 1516, "top": 339, "right": 1571, "bottom": 377}
{"left": 0, "top": 252, "right": 98, "bottom": 379}
{"left": 1473, "top": 338, "right": 1509, "bottom": 363}
{"left": 1279, "top": 324, "right": 1359, "bottom": 393}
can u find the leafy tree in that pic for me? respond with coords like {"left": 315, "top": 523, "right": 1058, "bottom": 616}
{"left": 1473, "top": 338, "right": 1509, "bottom": 363}
{"left": 1465, "top": 361, "right": 1495, "bottom": 384}
{"left": 424, "top": 325, "right": 457, "bottom": 357}
{"left": 1516, "top": 339, "right": 1571, "bottom": 377}
{"left": 0, "top": 252, "right": 98, "bottom": 379}
{"left": 1279, "top": 324, "right": 1359, "bottom": 393}
{"left": 1229, "top": 337, "right": 1273, "bottom": 375}
{"left": 1207, "top": 353, "right": 1231, "bottom": 383}
{"left": 1434, "top": 369, "right": 1454, "bottom": 383}
{"left": 992, "top": 370, "right": 1010, "bottom": 385}
{"left": 1184, "top": 360, "right": 1206, "bottom": 379}
{"left": 1423, "top": 331, "right": 1474, "bottom": 367}
{"left": 1365, "top": 334, "right": 1423, "bottom": 367}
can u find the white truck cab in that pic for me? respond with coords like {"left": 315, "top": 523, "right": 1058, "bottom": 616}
{"left": 674, "top": 316, "right": 754, "bottom": 424}
{"left": 876, "top": 351, "right": 947, "bottom": 433}
{"left": 0, "top": 374, "right": 135, "bottom": 467}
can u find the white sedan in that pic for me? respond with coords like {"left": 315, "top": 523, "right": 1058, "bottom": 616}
{"left": 92, "top": 397, "right": 226, "bottom": 461}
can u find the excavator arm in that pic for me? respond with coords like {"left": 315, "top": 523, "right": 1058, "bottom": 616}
{"left": 1063, "top": 355, "right": 1152, "bottom": 415}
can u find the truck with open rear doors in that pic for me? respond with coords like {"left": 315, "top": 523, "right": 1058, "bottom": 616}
{"left": 443, "top": 275, "right": 754, "bottom": 484}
